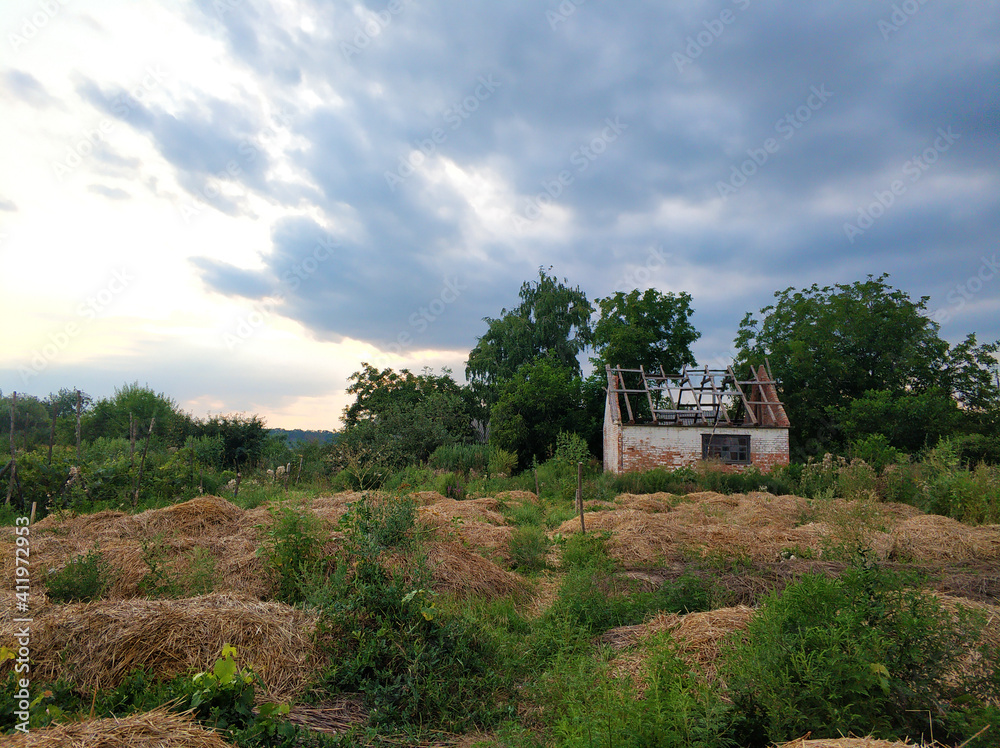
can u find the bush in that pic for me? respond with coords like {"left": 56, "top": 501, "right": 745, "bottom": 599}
{"left": 509, "top": 525, "right": 549, "bottom": 572}
{"left": 428, "top": 443, "right": 490, "bottom": 474}
{"left": 317, "top": 494, "right": 508, "bottom": 731}
{"left": 257, "top": 500, "right": 330, "bottom": 603}
{"left": 45, "top": 545, "right": 114, "bottom": 602}
{"left": 723, "top": 559, "right": 999, "bottom": 744}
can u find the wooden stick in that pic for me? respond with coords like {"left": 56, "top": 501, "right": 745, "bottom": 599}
{"left": 6, "top": 391, "right": 16, "bottom": 506}
{"left": 48, "top": 396, "right": 57, "bottom": 465}
{"left": 75, "top": 389, "right": 82, "bottom": 464}
{"left": 295, "top": 455, "right": 303, "bottom": 485}
{"left": 29, "top": 501, "right": 36, "bottom": 524}
{"left": 132, "top": 416, "right": 155, "bottom": 506}
{"left": 129, "top": 412, "right": 136, "bottom": 469}
{"left": 577, "top": 461, "right": 585, "bottom": 534}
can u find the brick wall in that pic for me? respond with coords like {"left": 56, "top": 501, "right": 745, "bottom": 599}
{"left": 604, "top": 422, "right": 789, "bottom": 474}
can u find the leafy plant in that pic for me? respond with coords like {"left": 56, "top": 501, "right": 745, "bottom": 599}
{"left": 509, "top": 525, "right": 549, "bottom": 572}
{"left": 722, "top": 558, "right": 999, "bottom": 744}
{"left": 257, "top": 500, "right": 329, "bottom": 603}
{"left": 45, "top": 545, "right": 114, "bottom": 602}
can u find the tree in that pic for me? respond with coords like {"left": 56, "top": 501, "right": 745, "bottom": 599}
{"left": 590, "top": 288, "right": 700, "bottom": 374}
{"left": 83, "top": 382, "right": 195, "bottom": 446}
{"left": 339, "top": 364, "right": 474, "bottom": 470}
{"left": 489, "top": 356, "right": 587, "bottom": 469}
{"left": 195, "top": 413, "right": 268, "bottom": 469}
{"left": 735, "top": 275, "right": 999, "bottom": 457}
{"left": 466, "top": 268, "right": 594, "bottom": 401}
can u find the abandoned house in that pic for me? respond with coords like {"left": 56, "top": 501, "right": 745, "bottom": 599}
{"left": 603, "top": 363, "right": 790, "bottom": 474}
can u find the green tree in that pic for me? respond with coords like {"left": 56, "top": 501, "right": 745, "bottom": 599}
{"left": 195, "top": 413, "right": 268, "bottom": 470}
{"left": 735, "top": 275, "right": 999, "bottom": 457}
{"left": 466, "top": 268, "right": 594, "bottom": 402}
{"left": 339, "top": 364, "right": 474, "bottom": 470}
{"left": 83, "top": 382, "right": 194, "bottom": 446}
{"left": 590, "top": 288, "right": 700, "bottom": 373}
{"left": 489, "top": 356, "right": 587, "bottom": 468}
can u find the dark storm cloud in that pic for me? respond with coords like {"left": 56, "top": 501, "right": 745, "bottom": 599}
{"left": 180, "top": 0, "right": 1000, "bottom": 354}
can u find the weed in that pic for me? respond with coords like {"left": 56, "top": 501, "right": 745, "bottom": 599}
{"left": 45, "top": 545, "right": 114, "bottom": 602}
{"left": 509, "top": 525, "right": 549, "bottom": 572}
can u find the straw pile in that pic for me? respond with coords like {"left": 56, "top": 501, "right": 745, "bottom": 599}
{"left": 604, "top": 605, "right": 755, "bottom": 688}
{"left": 0, "top": 594, "right": 319, "bottom": 701}
{"left": 775, "top": 739, "right": 919, "bottom": 748}
{"left": 0, "top": 707, "right": 235, "bottom": 747}
{"left": 426, "top": 541, "right": 527, "bottom": 599}
{"left": 552, "top": 490, "right": 1000, "bottom": 566}
{"left": 892, "top": 515, "right": 1000, "bottom": 562}
{"left": 417, "top": 498, "right": 513, "bottom": 562}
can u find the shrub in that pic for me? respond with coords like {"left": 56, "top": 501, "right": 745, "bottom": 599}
{"left": 428, "top": 443, "right": 490, "bottom": 474}
{"left": 257, "top": 500, "right": 330, "bottom": 603}
{"left": 488, "top": 446, "right": 518, "bottom": 478}
{"left": 723, "top": 559, "right": 999, "bottom": 744}
{"left": 509, "top": 525, "right": 549, "bottom": 572}
{"left": 45, "top": 545, "right": 114, "bottom": 602}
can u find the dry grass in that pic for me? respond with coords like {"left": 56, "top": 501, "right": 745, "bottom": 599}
{"left": 426, "top": 541, "right": 527, "bottom": 600}
{"left": 892, "top": 515, "right": 1000, "bottom": 562}
{"left": 775, "top": 739, "right": 920, "bottom": 748}
{"left": 0, "top": 707, "right": 235, "bottom": 747}
{"left": 604, "top": 606, "right": 755, "bottom": 691}
{"left": 0, "top": 594, "right": 319, "bottom": 702}
{"left": 551, "top": 491, "right": 1000, "bottom": 566}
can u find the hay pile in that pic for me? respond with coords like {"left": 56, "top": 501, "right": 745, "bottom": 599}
{"left": 0, "top": 707, "right": 235, "bottom": 747}
{"left": 0, "top": 594, "right": 318, "bottom": 701}
{"left": 426, "top": 541, "right": 527, "bottom": 599}
{"left": 554, "top": 491, "right": 1000, "bottom": 565}
{"left": 892, "top": 515, "right": 1000, "bottom": 562}
{"left": 775, "top": 739, "right": 919, "bottom": 748}
{"left": 418, "top": 497, "right": 514, "bottom": 562}
{"left": 604, "top": 605, "right": 755, "bottom": 687}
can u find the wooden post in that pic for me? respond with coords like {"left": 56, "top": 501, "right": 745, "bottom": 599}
{"left": 48, "top": 397, "right": 57, "bottom": 465}
{"left": 75, "top": 389, "right": 82, "bottom": 464}
{"left": 295, "top": 455, "right": 303, "bottom": 485}
{"left": 129, "top": 412, "right": 136, "bottom": 469}
{"left": 29, "top": 501, "right": 36, "bottom": 525}
{"left": 6, "top": 392, "right": 16, "bottom": 506}
{"left": 577, "top": 461, "right": 585, "bottom": 534}
{"left": 534, "top": 468, "right": 539, "bottom": 498}
{"left": 233, "top": 470, "right": 241, "bottom": 500}
{"left": 132, "top": 416, "right": 155, "bottom": 506}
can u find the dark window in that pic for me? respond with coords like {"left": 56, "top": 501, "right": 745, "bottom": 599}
{"left": 702, "top": 434, "right": 750, "bottom": 464}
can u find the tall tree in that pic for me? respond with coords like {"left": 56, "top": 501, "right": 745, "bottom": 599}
{"left": 339, "top": 364, "right": 474, "bottom": 469}
{"left": 590, "top": 288, "right": 700, "bottom": 373}
{"left": 489, "top": 355, "right": 587, "bottom": 469}
{"left": 466, "top": 268, "right": 594, "bottom": 399}
{"left": 735, "top": 274, "right": 999, "bottom": 456}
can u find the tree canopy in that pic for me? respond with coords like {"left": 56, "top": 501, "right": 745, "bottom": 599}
{"left": 735, "top": 274, "right": 999, "bottom": 456}
{"left": 466, "top": 268, "right": 594, "bottom": 397}
{"left": 590, "top": 288, "right": 700, "bottom": 373}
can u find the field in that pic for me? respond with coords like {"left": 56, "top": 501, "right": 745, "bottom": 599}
{"left": 1, "top": 484, "right": 999, "bottom": 748}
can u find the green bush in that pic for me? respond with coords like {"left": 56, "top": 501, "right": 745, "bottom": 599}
{"left": 509, "top": 525, "right": 549, "bottom": 572}
{"left": 524, "top": 639, "right": 731, "bottom": 748}
{"left": 428, "top": 443, "right": 490, "bottom": 474}
{"left": 315, "top": 495, "right": 508, "bottom": 731}
{"left": 45, "top": 545, "right": 114, "bottom": 602}
{"left": 257, "top": 500, "right": 330, "bottom": 603}
{"left": 435, "top": 471, "right": 466, "bottom": 500}
{"left": 723, "top": 560, "right": 999, "bottom": 744}
{"left": 920, "top": 439, "right": 1000, "bottom": 523}
{"left": 488, "top": 446, "right": 518, "bottom": 478}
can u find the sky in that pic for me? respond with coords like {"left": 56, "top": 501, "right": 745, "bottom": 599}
{"left": 1, "top": 0, "right": 998, "bottom": 430}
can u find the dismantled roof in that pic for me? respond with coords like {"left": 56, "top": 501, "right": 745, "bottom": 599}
{"left": 605, "top": 363, "right": 790, "bottom": 428}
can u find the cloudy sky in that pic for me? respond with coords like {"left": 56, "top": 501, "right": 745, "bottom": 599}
{"left": 1, "top": 0, "right": 998, "bottom": 429}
